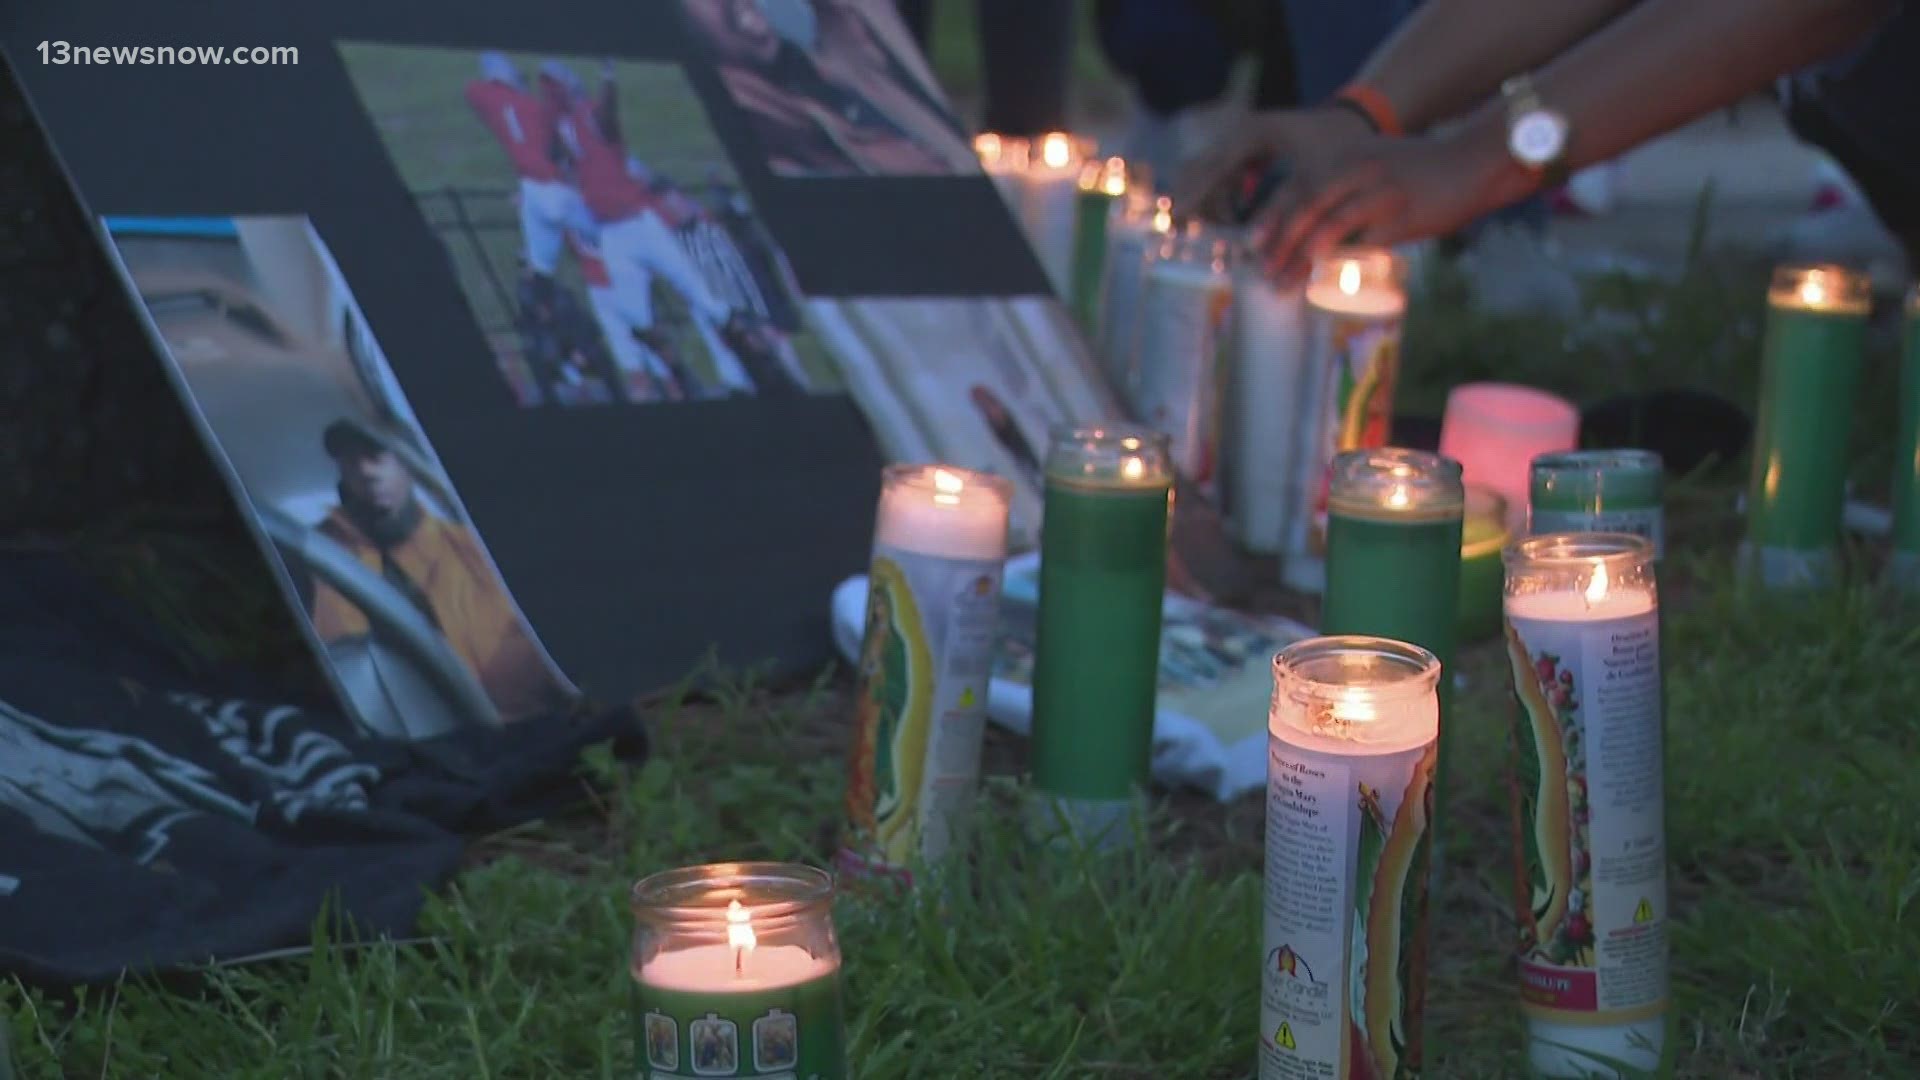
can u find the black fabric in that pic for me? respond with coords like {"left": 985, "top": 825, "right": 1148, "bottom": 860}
{"left": 0, "top": 550, "right": 642, "bottom": 985}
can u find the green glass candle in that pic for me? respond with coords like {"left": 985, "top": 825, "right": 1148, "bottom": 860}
{"left": 1530, "top": 450, "right": 1665, "bottom": 556}
{"left": 1069, "top": 158, "right": 1134, "bottom": 333}
{"left": 1892, "top": 286, "right": 1920, "bottom": 590}
{"left": 1030, "top": 425, "right": 1174, "bottom": 849}
{"left": 631, "top": 864, "right": 846, "bottom": 1079}
{"left": 1322, "top": 448, "right": 1465, "bottom": 881}
{"left": 1457, "top": 485, "right": 1512, "bottom": 644}
{"left": 1743, "top": 263, "right": 1871, "bottom": 588}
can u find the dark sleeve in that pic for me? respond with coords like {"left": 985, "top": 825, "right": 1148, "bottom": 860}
{"left": 594, "top": 78, "right": 621, "bottom": 144}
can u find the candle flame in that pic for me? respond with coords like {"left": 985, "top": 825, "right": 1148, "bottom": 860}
{"left": 932, "top": 467, "right": 964, "bottom": 505}
{"left": 725, "top": 899, "right": 756, "bottom": 953}
{"left": 972, "top": 132, "right": 1001, "bottom": 164}
{"left": 1586, "top": 561, "right": 1610, "bottom": 604}
{"left": 1121, "top": 456, "right": 1145, "bottom": 481}
{"left": 1151, "top": 196, "right": 1173, "bottom": 234}
{"left": 1386, "top": 484, "right": 1410, "bottom": 509}
{"left": 1040, "top": 132, "right": 1073, "bottom": 169}
{"left": 1102, "top": 157, "right": 1127, "bottom": 196}
{"left": 1120, "top": 436, "right": 1141, "bottom": 451}
{"left": 1798, "top": 272, "right": 1829, "bottom": 309}
{"left": 1338, "top": 260, "right": 1362, "bottom": 296}
{"left": 1331, "top": 691, "right": 1377, "bottom": 725}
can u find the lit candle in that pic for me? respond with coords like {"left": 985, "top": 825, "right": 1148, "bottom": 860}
{"left": 1225, "top": 260, "right": 1310, "bottom": 555}
{"left": 1437, "top": 382, "right": 1580, "bottom": 534}
{"left": 1894, "top": 285, "right": 1920, "bottom": 590}
{"left": 1097, "top": 194, "right": 1175, "bottom": 388}
{"left": 1456, "top": 484, "right": 1512, "bottom": 643}
{"left": 1529, "top": 450, "right": 1665, "bottom": 557}
{"left": 1130, "top": 224, "right": 1235, "bottom": 495}
{"left": 1321, "top": 448, "right": 1465, "bottom": 889}
{"left": 1262, "top": 635, "right": 1441, "bottom": 1079}
{"left": 1284, "top": 248, "right": 1408, "bottom": 594}
{"left": 1023, "top": 132, "right": 1092, "bottom": 298}
{"left": 1069, "top": 156, "right": 1143, "bottom": 334}
{"left": 1030, "top": 426, "right": 1174, "bottom": 850}
{"left": 1501, "top": 535, "right": 1666, "bottom": 1078}
{"left": 1743, "top": 262, "right": 1871, "bottom": 588}
{"left": 631, "top": 863, "right": 846, "bottom": 1078}
{"left": 973, "top": 131, "right": 1030, "bottom": 213}
{"left": 842, "top": 465, "right": 1010, "bottom": 879}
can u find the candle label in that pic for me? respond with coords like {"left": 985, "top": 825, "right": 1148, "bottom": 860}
{"left": 1529, "top": 508, "right": 1664, "bottom": 558}
{"left": 842, "top": 546, "right": 1003, "bottom": 874}
{"left": 1261, "top": 734, "right": 1436, "bottom": 1079}
{"left": 1304, "top": 315, "right": 1401, "bottom": 554}
{"left": 1135, "top": 263, "right": 1231, "bottom": 494}
{"left": 1502, "top": 609, "right": 1669, "bottom": 1026}
{"left": 635, "top": 987, "right": 845, "bottom": 1079}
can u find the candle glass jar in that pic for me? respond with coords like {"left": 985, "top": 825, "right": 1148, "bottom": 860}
{"left": 1284, "top": 247, "right": 1408, "bottom": 594}
{"left": 1456, "top": 485, "right": 1511, "bottom": 643}
{"left": 1030, "top": 425, "right": 1174, "bottom": 850}
{"left": 1437, "top": 383, "right": 1580, "bottom": 534}
{"left": 1891, "top": 284, "right": 1920, "bottom": 590}
{"left": 1098, "top": 194, "right": 1175, "bottom": 388}
{"left": 1261, "top": 635, "right": 1441, "bottom": 1079}
{"left": 1501, "top": 534, "right": 1666, "bottom": 1078}
{"left": 1070, "top": 157, "right": 1144, "bottom": 333}
{"left": 631, "top": 862, "right": 847, "bottom": 1079}
{"left": 1529, "top": 449, "right": 1665, "bottom": 557}
{"left": 842, "top": 465, "right": 1010, "bottom": 880}
{"left": 1226, "top": 257, "right": 1310, "bottom": 555}
{"left": 1130, "top": 223, "right": 1235, "bottom": 494}
{"left": 1743, "top": 262, "right": 1871, "bottom": 588}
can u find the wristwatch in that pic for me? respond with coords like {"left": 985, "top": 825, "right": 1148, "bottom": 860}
{"left": 1500, "top": 74, "right": 1571, "bottom": 188}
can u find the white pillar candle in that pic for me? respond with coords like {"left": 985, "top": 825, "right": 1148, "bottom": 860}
{"left": 1227, "top": 267, "right": 1310, "bottom": 554}
{"left": 1502, "top": 535, "right": 1667, "bottom": 1078}
{"left": 1023, "top": 131, "right": 1089, "bottom": 298}
{"left": 1098, "top": 194, "right": 1174, "bottom": 389}
{"left": 1262, "top": 635, "right": 1441, "bottom": 1079}
{"left": 1131, "top": 224, "right": 1234, "bottom": 495}
{"left": 1441, "top": 383, "right": 1581, "bottom": 533}
{"left": 1284, "top": 249, "right": 1408, "bottom": 593}
{"left": 843, "top": 465, "right": 1010, "bottom": 877}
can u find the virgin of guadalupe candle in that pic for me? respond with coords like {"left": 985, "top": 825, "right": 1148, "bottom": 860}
{"left": 1530, "top": 450, "right": 1665, "bottom": 556}
{"left": 1502, "top": 534, "right": 1667, "bottom": 1078}
{"left": 1321, "top": 448, "right": 1464, "bottom": 887}
{"left": 1030, "top": 426, "right": 1173, "bottom": 850}
{"left": 1226, "top": 261, "right": 1310, "bottom": 555}
{"left": 840, "top": 465, "right": 1010, "bottom": 880}
{"left": 1262, "top": 635, "right": 1440, "bottom": 1080}
{"left": 1098, "top": 194, "right": 1174, "bottom": 388}
{"left": 1283, "top": 248, "right": 1407, "bottom": 594}
{"left": 1070, "top": 157, "right": 1140, "bottom": 333}
{"left": 1743, "top": 263, "right": 1871, "bottom": 588}
{"left": 1891, "top": 285, "right": 1920, "bottom": 590}
{"left": 1025, "top": 132, "right": 1091, "bottom": 298}
{"left": 631, "top": 863, "right": 846, "bottom": 1080}
{"left": 1131, "top": 223, "right": 1234, "bottom": 495}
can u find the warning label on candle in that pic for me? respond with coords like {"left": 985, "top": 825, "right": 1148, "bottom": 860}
{"left": 1262, "top": 733, "right": 1435, "bottom": 1079}
{"left": 1504, "top": 606, "right": 1669, "bottom": 1025}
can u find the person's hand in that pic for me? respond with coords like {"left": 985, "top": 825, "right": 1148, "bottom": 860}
{"left": 1174, "top": 106, "right": 1376, "bottom": 226}
{"left": 1250, "top": 120, "right": 1532, "bottom": 278}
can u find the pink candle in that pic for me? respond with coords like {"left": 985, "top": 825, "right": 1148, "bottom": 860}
{"left": 1438, "top": 383, "right": 1579, "bottom": 531}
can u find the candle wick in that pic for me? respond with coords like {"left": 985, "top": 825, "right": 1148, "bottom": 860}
{"left": 735, "top": 945, "right": 743, "bottom": 977}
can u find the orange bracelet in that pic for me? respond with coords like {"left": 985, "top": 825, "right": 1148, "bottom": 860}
{"left": 1333, "top": 84, "right": 1405, "bottom": 138}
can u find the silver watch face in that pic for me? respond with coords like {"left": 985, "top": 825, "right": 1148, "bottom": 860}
{"left": 1510, "top": 110, "right": 1568, "bottom": 166}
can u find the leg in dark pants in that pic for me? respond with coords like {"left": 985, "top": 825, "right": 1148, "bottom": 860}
{"left": 977, "top": 0, "right": 1075, "bottom": 135}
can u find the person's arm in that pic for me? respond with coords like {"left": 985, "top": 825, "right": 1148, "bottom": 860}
{"left": 1353, "top": 0, "right": 1637, "bottom": 134}
{"left": 1256, "top": 0, "right": 1899, "bottom": 273}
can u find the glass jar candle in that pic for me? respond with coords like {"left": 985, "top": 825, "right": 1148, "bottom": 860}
{"left": 1502, "top": 534, "right": 1666, "bottom": 1078}
{"left": 1029, "top": 425, "right": 1174, "bottom": 850}
{"left": 1131, "top": 223, "right": 1235, "bottom": 495}
{"left": 1743, "top": 262, "right": 1871, "bottom": 587}
{"left": 1530, "top": 449, "right": 1665, "bottom": 557}
{"left": 1261, "top": 635, "right": 1441, "bottom": 1079}
{"left": 1070, "top": 156, "right": 1144, "bottom": 333}
{"left": 631, "top": 863, "right": 847, "bottom": 1079}
{"left": 1891, "top": 283, "right": 1920, "bottom": 590}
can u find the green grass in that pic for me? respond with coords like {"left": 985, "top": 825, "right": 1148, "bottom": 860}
{"left": 8, "top": 533, "right": 1918, "bottom": 1075}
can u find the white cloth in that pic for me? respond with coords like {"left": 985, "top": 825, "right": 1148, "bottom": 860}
{"left": 587, "top": 286, "right": 671, "bottom": 381}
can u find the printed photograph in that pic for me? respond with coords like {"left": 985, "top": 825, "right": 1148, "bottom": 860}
{"left": 807, "top": 295, "right": 1115, "bottom": 547}
{"left": 679, "top": 0, "right": 976, "bottom": 176}
{"left": 689, "top": 1014, "right": 740, "bottom": 1075}
{"left": 646, "top": 1012, "right": 680, "bottom": 1069}
{"left": 752, "top": 1008, "right": 799, "bottom": 1069}
{"left": 339, "top": 44, "right": 836, "bottom": 407}
{"left": 106, "top": 215, "right": 576, "bottom": 740}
